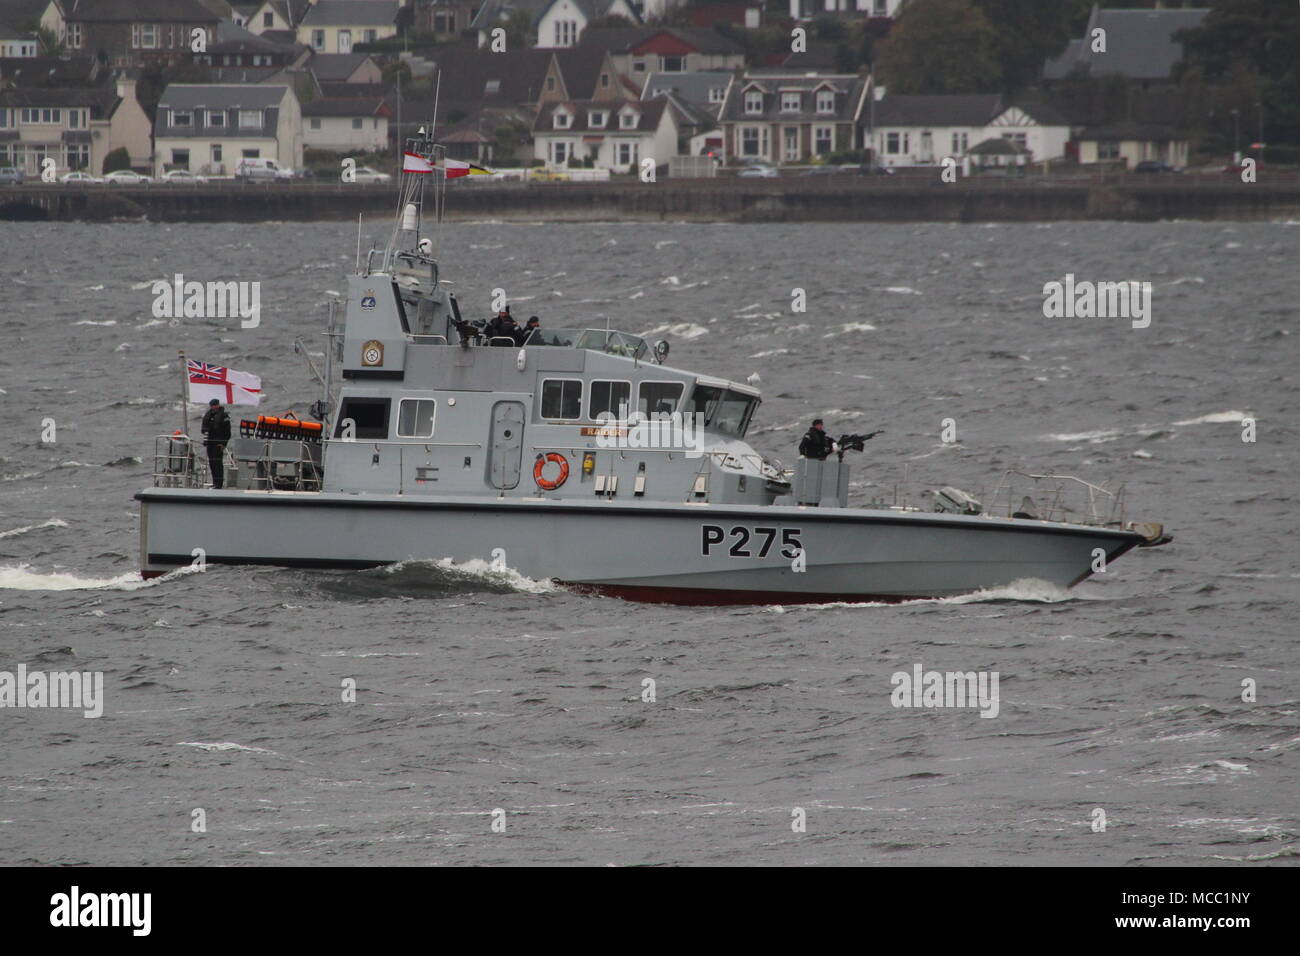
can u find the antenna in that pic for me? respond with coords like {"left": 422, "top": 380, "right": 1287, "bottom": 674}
{"left": 354, "top": 213, "right": 362, "bottom": 272}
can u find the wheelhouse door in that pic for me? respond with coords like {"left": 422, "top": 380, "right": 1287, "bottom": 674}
{"left": 489, "top": 401, "right": 525, "bottom": 489}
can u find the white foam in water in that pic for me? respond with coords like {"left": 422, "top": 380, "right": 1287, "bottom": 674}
{"left": 641, "top": 322, "right": 708, "bottom": 339}
{"left": 0, "top": 563, "right": 200, "bottom": 592}
{"left": 0, "top": 518, "right": 69, "bottom": 540}
{"left": 940, "top": 578, "right": 1078, "bottom": 604}
{"left": 177, "top": 741, "right": 280, "bottom": 755}
{"left": 73, "top": 319, "right": 116, "bottom": 326}
{"left": 383, "top": 556, "right": 558, "bottom": 594}
{"left": 1172, "top": 410, "right": 1250, "bottom": 426}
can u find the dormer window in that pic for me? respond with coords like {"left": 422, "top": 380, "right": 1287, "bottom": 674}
{"left": 208, "top": 110, "right": 225, "bottom": 128}
{"left": 553, "top": 109, "right": 572, "bottom": 129}
{"left": 239, "top": 109, "right": 262, "bottom": 129}
{"left": 816, "top": 90, "right": 835, "bottom": 114}
{"left": 744, "top": 90, "right": 762, "bottom": 114}
{"left": 780, "top": 92, "right": 801, "bottom": 112}
{"left": 708, "top": 87, "right": 724, "bottom": 104}
{"left": 173, "top": 109, "right": 193, "bottom": 127}
{"left": 619, "top": 109, "right": 637, "bottom": 129}
{"left": 588, "top": 111, "right": 606, "bottom": 129}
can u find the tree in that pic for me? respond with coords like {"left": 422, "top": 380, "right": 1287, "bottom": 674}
{"left": 875, "top": 0, "right": 1000, "bottom": 94}
{"left": 971, "top": 0, "right": 1080, "bottom": 93}
{"left": 102, "top": 147, "right": 130, "bottom": 175}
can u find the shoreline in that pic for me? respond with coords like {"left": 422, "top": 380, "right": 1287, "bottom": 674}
{"left": 3, "top": 177, "right": 1298, "bottom": 224}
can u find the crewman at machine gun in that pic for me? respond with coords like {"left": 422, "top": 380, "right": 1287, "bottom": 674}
{"left": 799, "top": 418, "right": 882, "bottom": 460}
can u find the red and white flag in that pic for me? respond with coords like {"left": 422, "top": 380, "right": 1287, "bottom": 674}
{"left": 403, "top": 151, "right": 434, "bottom": 174}
{"left": 187, "top": 360, "right": 262, "bottom": 406}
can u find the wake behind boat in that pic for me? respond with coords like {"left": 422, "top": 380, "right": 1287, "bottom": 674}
{"left": 135, "top": 128, "right": 1170, "bottom": 604}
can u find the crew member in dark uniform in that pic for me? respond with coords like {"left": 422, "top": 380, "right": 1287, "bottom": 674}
{"left": 518, "top": 316, "right": 541, "bottom": 345}
{"left": 486, "top": 308, "right": 517, "bottom": 345}
{"left": 200, "top": 398, "right": 231, "bottom": 489}
{"left": 798, "top": 418, "right": 836, "bottom": 460}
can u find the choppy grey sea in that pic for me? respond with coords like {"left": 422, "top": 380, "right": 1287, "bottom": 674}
{"left": 1, "top": 219, "right": 1297, "bottom": 866}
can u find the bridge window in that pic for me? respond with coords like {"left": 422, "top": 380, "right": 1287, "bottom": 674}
{"left": 589, "top": 380, "right": 631, "bottom": 422}
{"left": 638, "top": 381, "right": 683, "bottom": 417}
{"left": 540, "top": 379, "right": 582, "bottom": 420}
{"left": 686, "top": 385, "right": 757, "bottom": 438}
{"left": 396, "top": 398, "right": 436, "bottom": 438}
{"left": 334, "top": 397, "right": 390, "bottom": 439}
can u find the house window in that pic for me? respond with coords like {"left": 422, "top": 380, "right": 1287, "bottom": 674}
{"left": 338, "top": 30, "right": 352, "bottom": 53}
{"left": 67, "top": 109, "right": 81, "bottom": 129}
{"left": 173, "top": 110, "right": 193, "bottom": 127}
{"left": 885, "top": 131, "right": 909, "bottom": 154}
{"left": 550, "top": 141, "right": 569, "bottom": 165}
{"left": 132, "top": 23, "right": 158, "bottom": 49}
{"left": 589, "top": 111, "right": 606, "bottom": 128}
{"left": 744, "top": 90, "right": 762, "bottom": 114}
{"left": 708, "top": 87, "right": 724, "bottom": 104}
{"left": 263, "top": 12, "right": 273, "bottom": 27}
{"left": 617, "top": 142, "right": 638, "bottom": 167}
{"left": 1002, "top": 132, "right": 1027, "bottom": 147}
{"left": 546, "top": 76, "right": 555, "bottom": 91}
{"left": 397, "top": 399, "right": 436, "bottom": 438}
{"left": 816, "top": 90, "right": 834, "bottom": 113}
{"left": 554, "top": 20, "right": 577, "bottom": 46}
{"left": 363, "top": 29, "right": 377, "bottom": 43}
{"left": 632, "top": 59, "right": 646, "bottom": 73}
{"left": 951, "top": 131, "right": 968, "bottom": 154}
{"left": 242, "top": 148, "right": 260, "bottom": 158}
{"left": 434, "top": 13, "right": 452, "bottom": 32}
{"left": 310, "top": 117, "right": 321, "bottom": 129}
{"left": 600, "top": 73, "right": 610, "bottom": 89}
{"left": 68, "top": 24, "right": 82, "bottom": 48}
{"left": 208, "top": 110, "right": 225, "bottom": 128}
{"left": 662, "top": 55, "right": 684, "bottom": 72}
{"left": 44, "top": 109, "right": 61, "bottom": 124}
{"left": 553, "top": 110, "right": 571, "bottom": 129}
{"left": 541, "top": 380, "right": 582, "bottom": 420}
{"left": 740, "top": 126, "right": 767, "bottom": 157}
{"left": 352, "top": 118, "right": 362, "bottom": 129}
{"left": 239, "top": 110, "right": 262, "bottom": 129}
{"left": 874, "top": 0, "right": 887, "bottom": 13}
{"left": 814, "top": 125, "right": 833, "bottom": 155}
{"left": 211, "top": 144, "right": 222, "bottom": 163}
{"left": 0, "top": 109, "right": 8, "bottom": 128}
{"left": 780, "top": 92, "right": 800, "bottom": 112}
{"left": 66, "top": 144, "right": 88, "bottom": 169}
{"left": 619, "top": 110, "right": 637, "bottom": 129}
{"left": 171, "top": 148, "right": 190, "bottom": 168}
{"left": 1098, "top": 141, "right": 1119, "bottom": 160}
{"left": 312, "top": 29, "right": 325, "bottom": 50}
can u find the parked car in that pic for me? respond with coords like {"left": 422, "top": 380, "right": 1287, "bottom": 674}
{"left": 737, "top": 162, "right": 778, "bottom": 178}
{"left": 0, "top": 166, "right": 22, "bottom": 185}
{"left": 161, "top": 169, "right": 207, "bottom": 183}
{"left": 352, "top": 166, "right": 391, "bottom": 184}
{"left": 236, "top": 157, "right": 294, "bottom": 181}
{"left": 1133, "top": 160, "right": 1179, "bottom": 174}
{"left": 60, "top": 170, "right": 103, "bottom": 184}
{"left": 103, "top": 169, "right": 153, "bottom": 184}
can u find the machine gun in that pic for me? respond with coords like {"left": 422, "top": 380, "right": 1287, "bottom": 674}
{"left": 835, "top": 430, "right": 882, "bottom": 460}
{"left": 451, "top": 316, "right": 485, "bottom": 347}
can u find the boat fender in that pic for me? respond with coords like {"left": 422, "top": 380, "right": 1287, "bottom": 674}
{"left": 534, "top": 453, "right": 569, "bottom": 491}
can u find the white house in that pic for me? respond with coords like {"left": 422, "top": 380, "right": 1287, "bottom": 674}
{"left": 298, "top": 0, "right": 398, "bottom": 54}
{"left": 153, "top": 83, "right": 303, "bottom": 176}
{"left": 0, "top": 33, "right": 40, "bottom": 57}
{"left": 533, "top": 97, "right": 677, "bottom": 173}
{"left": 789, "top": 0, "right": 906, "bottom": 20}
{"left": 472, "top": 0, "right": 640, "bottom": 50}
{"left": 302, "top": 95, "right": 390, "bottom": 151}
{"left": 868, "top": 94, "right": 1070, "bottom": 168}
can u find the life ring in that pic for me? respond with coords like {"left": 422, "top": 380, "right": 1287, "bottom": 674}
{"left": 533, "top": 453, "right": 569, "bottom": 490}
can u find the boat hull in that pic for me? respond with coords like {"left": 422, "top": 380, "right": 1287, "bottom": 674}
{"left": 136, "top": 488, "right": 1144, "bottom": 604}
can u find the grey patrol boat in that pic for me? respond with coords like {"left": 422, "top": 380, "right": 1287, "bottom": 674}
{"left": 136, "top": 130, "right": 1170, "bottom": 603}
